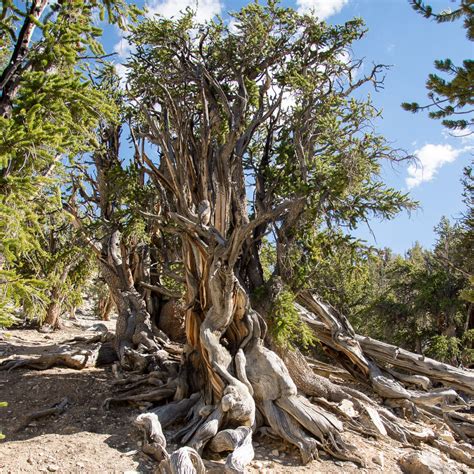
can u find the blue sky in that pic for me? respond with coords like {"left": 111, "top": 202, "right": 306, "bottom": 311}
{"left": 108, "top": 0, "right": 473, "bottom": 254}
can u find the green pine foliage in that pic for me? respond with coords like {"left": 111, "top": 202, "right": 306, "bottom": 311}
{"left": 0, "top": 1, "right": 136, "bottom": 325}
{"left": 350, "top": 217, "right": 473, "bottom": 365}
{"left": 271, "top": 287, "right": 316, "bottom": 350}
{"left": 402, "top": 1, "right": 474, "bottom": 131}
{"left": 0, "top": 401, "right": 7, "bottom": 440}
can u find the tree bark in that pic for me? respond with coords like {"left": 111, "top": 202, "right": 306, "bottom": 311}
{"left": 43, "top": 295, "right": 62, "bottom": 330}
{"left": 99, "top": 230, "right": 158, "bottom": 370}
{"left": 98, "top": 292, "right": 114, "bottom": 321}
{"left": 41, "top": 262, "right": 73, "bottom": 330}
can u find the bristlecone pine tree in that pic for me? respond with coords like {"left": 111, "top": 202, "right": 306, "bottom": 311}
{"left": 1, "top": 2, "right": 473, "bottom": 472}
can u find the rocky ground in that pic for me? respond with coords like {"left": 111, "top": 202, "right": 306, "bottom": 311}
{"left": 0, "top": 312, "right": 471, "bottom": 473}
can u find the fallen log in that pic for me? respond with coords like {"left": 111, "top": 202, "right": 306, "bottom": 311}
{"left": 356, "top": 335, "right": 474, "bottom": 396}
{"left": 296, "top": 295, "right": 474, "bottom": 396}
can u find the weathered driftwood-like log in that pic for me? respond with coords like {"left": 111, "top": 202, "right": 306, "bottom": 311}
{"left": 296, "top": 294, "right": 474, "bottom": 399}
{"left": 293, "top": 291, "right": 474, "bottom": 468}
{"left": 384, "top": 368, "right": 431, "bottom": 390}
{"left": 0, "top": 350, "right": 93, "bottom": 371}
{"left": 0, "top": 332, "right": 119, "bottom": 372}
{"left": 356, "top": 335, "right": 474, "bottom": 396}
{"left": 104, "top": 386, "right": 176, "bottom": 408}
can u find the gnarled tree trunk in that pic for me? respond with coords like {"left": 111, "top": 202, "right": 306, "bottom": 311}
{"left": 99, "top": 230, "right": 158, "bottom": 370}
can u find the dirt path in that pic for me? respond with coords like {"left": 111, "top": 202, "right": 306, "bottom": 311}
{"left": 0, "top": 319, "right": 468, "bottom": 473}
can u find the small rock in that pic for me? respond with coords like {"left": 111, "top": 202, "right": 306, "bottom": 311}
{"left": 372, "top": 452, "right": 384, "bottom": 468}
{"left": 27, "top": 457, "right": 33, "bottom": 464}
{"left": 76, "top": 462, "right": 85, "bottom": 468}
{"left": 253, "top": 462, "right": 263, "bottom": 469}
{"left": 47, "top": 465, "right": 59, "bottom": 472}
{"left": 399, "top": 451, "right": 446, "bottom": 474}
{"left": 338, "top": 399, "right": 357, "bottom": 418}
{"left": 271, "top": 449, "right": 279, "bottom": 457}
{"left": 335, "top": 461, "right": 344, "bottom": 466}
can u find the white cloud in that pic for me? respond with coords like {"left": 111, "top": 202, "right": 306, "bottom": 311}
{"left": 406, "top": 143, "right": 471, "bottom": 189}
{"left": 296, "top": 0, "right": 349, "bottom": 19}
{"left": 114, "top": 35, "right": 133, "bottom": 59}
{"left": 228, "top": 18, "right": 240, "bottom": 34}
{"left": 442, "top": 127, "right": 474, "bottom": 144}
{"left": 146, "top": 0, "right": 222, "bottom": 22}
{"left": 113, "top": 63, "right": 128, "bottom": 88}
{"left": 112, "top": 26, "right": 135, "bottom": 88}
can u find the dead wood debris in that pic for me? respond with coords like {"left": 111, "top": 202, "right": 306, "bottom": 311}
{"left": 16, "top": 397, "right": 69, "bottom": 432}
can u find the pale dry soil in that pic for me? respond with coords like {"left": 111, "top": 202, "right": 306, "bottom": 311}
{"left": 0, "top": 316, "right": 467, "bottom": 473}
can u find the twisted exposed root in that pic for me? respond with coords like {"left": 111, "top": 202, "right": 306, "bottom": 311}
{"left": 16, "top": 397, "right": 69, "bottom": 432}
{"left": 261, "top": 398, "right": 319, "bottom": 464}
{"left": 165, "top": 447, "right": 206, "bottom": 474}
{"left": 209, "top": 427, "right": 254, "bottom": 473}
{"left": 431, "top": 439, "right": 474, "bottom": 468}
{"left": 104, "top": 386, "right": 176, "bottom": 408}
{"left": 276, "top": 395, "right": 362, "bottom": 466}
{"left": 152, "top": 393, "right": 201, "bottom": 429}
{"left": 134, "top": 412, "right": 206, "bottom": 473}
{"left": 187, "top": 406, "right": 223, "bottom": 452}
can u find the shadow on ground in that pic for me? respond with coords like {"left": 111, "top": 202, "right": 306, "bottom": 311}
{"left": 0, "top": 328, "right": 155, "bottom": 472}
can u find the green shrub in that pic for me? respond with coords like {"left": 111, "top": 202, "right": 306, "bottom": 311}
{"left": 0, "top": 401, "right": 7, "bottom": 440}
{"left": 271, "top": 289, "right": 315, "bottom": 350}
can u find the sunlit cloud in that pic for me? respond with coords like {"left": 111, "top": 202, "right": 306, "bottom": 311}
{"left": 406, "top": 143, "right": 472, "bottom": 188}
{"left": 146, "top": 0, "right": 222, "bottom": 22}
{"left": 296, "top": 0, "right": 349, "bottom": 19}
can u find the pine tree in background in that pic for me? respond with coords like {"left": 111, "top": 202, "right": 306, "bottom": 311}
{"left": 402, "top": 0, "right": 474, "bottom": 132}
{"left": 0, "top": 1, "right": 138, "bottom": 326}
